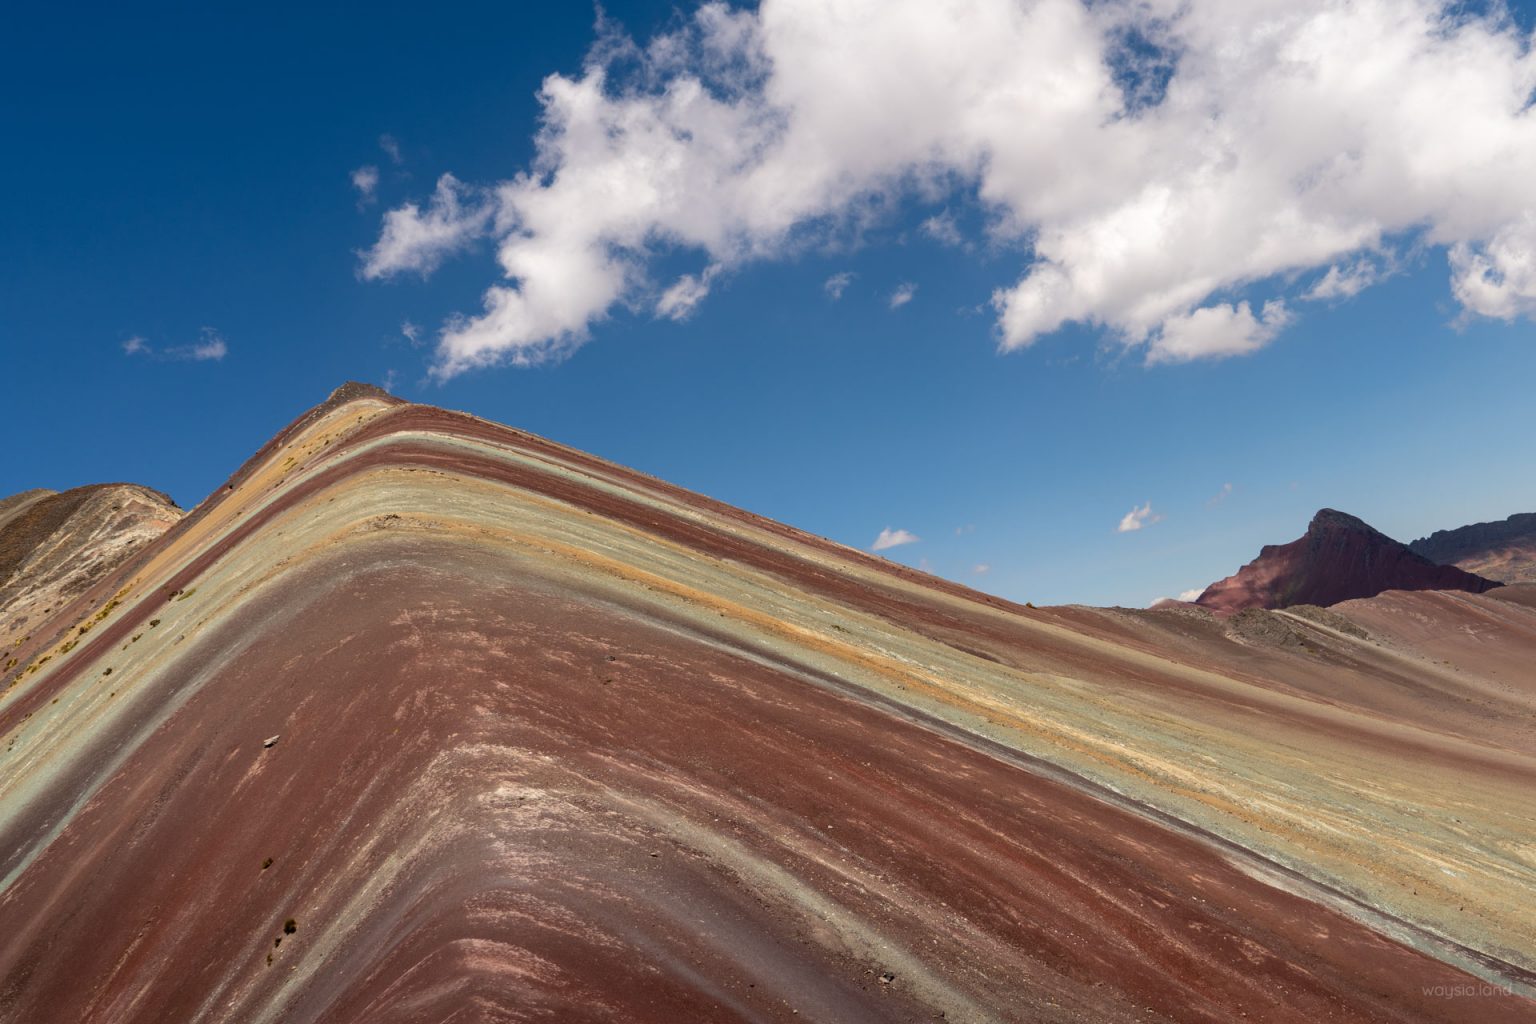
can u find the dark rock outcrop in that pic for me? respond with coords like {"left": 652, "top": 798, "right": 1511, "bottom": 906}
{"left": 1409, "top": 512, "right": 1536, "bottom": 583}
{"left": 1195, "top": 508, "right": 1501, "bottom": 614}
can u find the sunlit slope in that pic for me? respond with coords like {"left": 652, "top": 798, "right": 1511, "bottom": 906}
{"left": 1, "top": 385, "right": 1531, "bottom": 1023}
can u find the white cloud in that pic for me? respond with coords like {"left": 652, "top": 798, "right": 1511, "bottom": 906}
{"left": 657, "top": 264, "right": 722, "bottom": 320}
{"left": 1207, "top": 482, "right": 1233, "bottom": 506}
{"left": 921, "top": 211, "right": 963, "bottom": 247}
{"left": 379, "top": 133, "right": 403, "bottom": 165}
{"left": 366, "top": 0, "right": 1536, "bottom": 378}
{"left": 351, "top": 165, "right": 380, "bottom": 204}
{"left": 1449, "top": 211, "right": 1536, "bottom": 320}
{"left": 824, "top": 270, "right": 855, "bottom": 299}
{"left": 401, "top": 320, "right": 424, "bottom": 347}
{"left": 185, "top": 330, "right": 229, "bottom": 361}
{"left": 361, "top": 173, "right": 490, "bottom": 281}
{"left": 973, "top": 563, "right": 991, "bottom": 575}
{"left": 1306, "top": 258, "right": 1380, "bottom": 302}
{"left": 122, "top": 328, "right": 228, "bottom": 362}
{"left": 1117, "top": 502, "right": 1161, "bottom": 533}
{"left": 889, "top": 282, "right": 918, "bottom": 309}
{"left": 1177, "top": 587, "right": 1204, "bottom": 602}
{"left": 1148, "top": 300, "right": 1292, "bottom": 364}
{"left": 871, "top": 526, "right": 920, "bottom": 551}
{"left": 955, "top": 523, "right": 975, "bottom": 536}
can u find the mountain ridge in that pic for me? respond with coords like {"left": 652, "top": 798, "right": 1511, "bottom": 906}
{"left": 1, "top": 386, "right": 1532, "bottom": 1022}
{"left": 1411, "top": 511, "right": 1536, "bottom": 583}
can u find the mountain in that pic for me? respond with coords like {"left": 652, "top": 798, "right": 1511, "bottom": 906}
{"left": 0, "top": 482, "right": 182, "bottom": 648}
{"left": 1410, "top": 512, "right": 1536, "bottom": 583}
{"left": 2, "top": 386, "right": 1533, "bottom": 1023}
{"left": 1195, "top": 508, "right": 1502, "bottom": 614}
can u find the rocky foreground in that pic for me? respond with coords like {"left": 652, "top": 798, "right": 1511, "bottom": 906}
{"left": 1, "top": 385, "right": 1533, "bottom": 1023}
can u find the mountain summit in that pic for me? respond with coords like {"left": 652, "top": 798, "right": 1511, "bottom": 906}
{"left": 1195, "top": 508, "right": 1501, "bottom": 613}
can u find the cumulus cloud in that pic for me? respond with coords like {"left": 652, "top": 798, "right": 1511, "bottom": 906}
{"left": 889, "top": 282, "right": 918, "bottom": 309}
{"left": 122, "top": 328, "right": 229, "bottom": 362}
{"left": 351, "top": 165, "right": 380, "bottom": 204}
{"left": 1148, "top": 300, "right": 1292, "bottom": 364}
{"left": 1449, "top": 212, "right": 1536, "bottom": 320}
{"left": 871, "top": 526, "right": 920, "bottom": 551}
{"left": 1178, "top": 587, "right": 1204, "bottom": 602}
{"left": 1117, "top": 502, "right": 1161, "bottom": 532}
{"left": 824, "top": 270, "right": 855, "bottom": 299}
{"left": 361, "top": 173, "right": 490, "bottom": 280}
{"left": 366, "top": 0, "right": 1536, "bottom": 379}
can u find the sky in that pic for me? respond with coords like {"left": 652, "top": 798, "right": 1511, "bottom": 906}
{"left": 3, "top": 0, "right": 1535, "bottom": 608}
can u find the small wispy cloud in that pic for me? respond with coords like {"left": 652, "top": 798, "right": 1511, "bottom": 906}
{"left": 955, "top": 523, "right": 975, "bottom": 536}
{"left": 351, "top": 165, "right": 380, "bottom": 205}
{"left": 656, "top": 265, "right": 721, "bottom": 321}
{"left": 379, "top": 133, "right": 403, "bottom": 165}
{"left": 382, "top": 368, "right": 400, "bottom": 393}
{"left": 1117, "top": 502, "right": 1162, "bottom": 533}
{"left": 186, "top": 331, "right": 229, "bottom": 361}
{"left": 871, "top": 527, "right": 920, "bottom": 551}
{"left": 1305, "top": 255, "right": 1390, "bottom": 302}
{"left": 122, "top": 328, "right": 229, "bottom": 362}
{"left": 401, "top": 320, "right": 424, "bottom": 347}
{"left": 972, "top": 563, "right": 991, "bottom": 575}
{"left": 920, "top": 211, "right": 963, "bottom": 247}
{"left": 1177, "top": 588, "right": 1204, "bottom": 602}
{"left": 1207, "top": 482, "right": 1233, "bottom": 506}
{"left": 824, "top": 271, "right": 855, "bottom": 300}
{"left": 889, "top": 282, "right": 917, "bottom": 310}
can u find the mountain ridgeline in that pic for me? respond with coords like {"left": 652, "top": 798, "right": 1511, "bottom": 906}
{"left": 1411, "top": 512, "right": 1536, "bottom": 584}
{"left": 1, "top": 385, "right": 1533, "bottom": 1023}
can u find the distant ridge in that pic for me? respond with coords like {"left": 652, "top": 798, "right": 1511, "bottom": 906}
{"left": 1196, "top": 508, "right": 1502, "bottom": 613}
{"left": 1410, "top": 512, "right": 1536, "bottom": 583}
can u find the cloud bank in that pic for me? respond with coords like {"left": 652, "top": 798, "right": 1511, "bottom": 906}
{"left": 363, "top": 0, "right": 1536, "bottom": 379}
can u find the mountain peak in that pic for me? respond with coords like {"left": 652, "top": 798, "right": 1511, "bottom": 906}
{"left": 1196, "top": 509, "right": 1499, "bottom": 614}
{"left": 1308, "top": 508, "right": 1375, "bottom": 533}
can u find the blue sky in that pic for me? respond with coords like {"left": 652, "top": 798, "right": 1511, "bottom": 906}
{"left": 4, "top": 0, "right": 1535, "bottom": 607}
